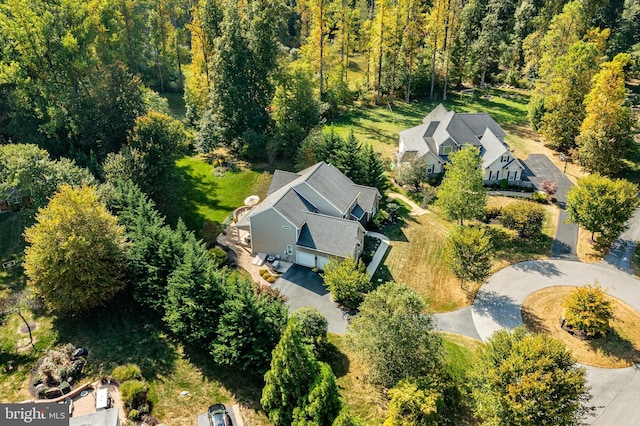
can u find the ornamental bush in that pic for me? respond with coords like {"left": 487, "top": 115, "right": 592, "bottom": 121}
{"left": 499, "top": 200, "right": 546, "bottom": 238}
{"left": 563, "top": 282, "right": 613, "bottom": 338}
{"left": 112, "top": 364, "right": 142, "bottom": 383}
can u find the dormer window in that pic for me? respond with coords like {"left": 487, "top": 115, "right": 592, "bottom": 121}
{"left": 501, "top": 155, "right": 509, "bottom": 162}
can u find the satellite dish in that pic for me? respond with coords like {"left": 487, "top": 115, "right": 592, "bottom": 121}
{"left": 244, "top": 195, "right": 260, "bottom": 206}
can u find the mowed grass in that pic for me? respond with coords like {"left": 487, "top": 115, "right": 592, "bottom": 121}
{"left": 163, "top": 155, "right": 272, "bottom": 231}
{"left": 373, "top": 196, "right": 555, "bottom": 312}
{"left": 442, "top": 332, "right": 483, "bottom": 378}
{"left": 325, "top": 86, "right": 533, "bottom": 162}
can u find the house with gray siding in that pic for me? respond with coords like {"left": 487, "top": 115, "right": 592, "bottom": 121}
{"left": 397, "top": 104, "right": 525, "bottom": 182}
{"left": 235, "top": 162, "right": 380, "bottom": 270}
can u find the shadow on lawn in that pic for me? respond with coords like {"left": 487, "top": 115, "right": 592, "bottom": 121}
{"left": 155, "top": 161, "right": 220, "bottom": 231}
{"left": 53, "top": 293, "right": 178, "bottom": 381}
{"left": 181, "top": 344, "right": 267, "bottom": 413}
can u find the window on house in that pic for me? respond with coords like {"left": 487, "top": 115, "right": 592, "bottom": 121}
{"left": 501, "top": 155, "right": 509, "bottom": 162}
{"left": 282, "top": 225, "right": 291, "bottom": 230}
{"left": 286, "top": 245, "right": 293, "bottom": 255}
{"left": 443, "top": 146, "right": 453, "bottom": 155}
{"left": 427, "top": 164, "right": 434, "bottom": 173}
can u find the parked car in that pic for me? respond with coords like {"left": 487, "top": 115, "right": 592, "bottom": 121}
{"left": 208, "top": 404, "right": 233, "bottom": 426}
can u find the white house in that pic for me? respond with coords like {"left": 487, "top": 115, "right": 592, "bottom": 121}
{"left": 396, "top": 104, "right": 525, "bottom": 182}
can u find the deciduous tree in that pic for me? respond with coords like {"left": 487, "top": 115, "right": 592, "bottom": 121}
{"left": 347, "top": 282, "right": 443, "bottom": 388}
{"left": 323, "top": 257, "right": 372, "bottom": 310}
{"left": 563, "top": 281, "right": 613, "bottom": 338}
{"left": 436, "top": 146, "right": 486, "bottom": 226}
{"left": 566, "top": 174, "right": 639, "bottom": 242}
{"left": 446, "top": 225, "right": 492, "bottom": 292}
{"left": 24, "top": 185, "right": 127, "bottom": 313}
{"left": 577, "top": 53, "right": 636, "bottom": 175}
{"left": 470, "top": 327, "right": 590, "bottom": 425}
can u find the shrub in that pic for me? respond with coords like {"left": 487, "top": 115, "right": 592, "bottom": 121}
{"left": 266, "top": 276, "right": 276, "bottom": 283}
{"left": 120, "top": 380, "right": 148, "bottom": 411}
{"left": 531, "top": 191, "right": 548, "bottom": 203}
{"left": 386, "top": 203, "right": 400, "bottom": 222}
{"left": 209, "top": 247, "right": 228, "bottom": 267}
{"left": 60, "top": 381, "right": 71, "bottom": 394}
{"left": 563, "top": 282, "right": 613, "bottom": 338}
{"left": 37, "top": 387, "right": 48, "bottom": 399}
{"left": 324, "top": 257, "right": 372, "bottom": 310}
{"left": 68, "top": 359, "right": 85, "bottom": 380}
{"left": 499, "top": 200, "right": 546, "bottom": 238}
{"left": 540, "top": 179, "right": 558, "bottom": 196}
{"left": 499, "top": 178, "right": 509, "bottom": 190}
{"left": 484, "top": 206, "right": 502, "bottom": 222}
{"left": 32, "top": 377, "right": 43, "bottom": 387}
{"left": 259, "top": 269, "right": 268, "bottom": 276}
{"left": 112, "top": 364, "right": 142, "bottom": 383}
{"left": 128, "top": 409, "right": 141, "bottom": 421}
{"left": 420, "top": 184, "right": 437, "bottom": 207}
{"left": 201, "top": 220, "right": 224, "bottom": 248}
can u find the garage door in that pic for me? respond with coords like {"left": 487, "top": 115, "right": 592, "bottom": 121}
{"left": 296, "top": 251, "right": 316, "bottom": 268}
{"left": 316, "top": 256, "right": 331, "bottom": 271}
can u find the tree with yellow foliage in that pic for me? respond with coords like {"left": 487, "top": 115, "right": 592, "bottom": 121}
{"left": 577, "top": 53, "right": 636, "bottom": 175}
{"left": 24, "top": 185, "right": 128, "bottom": 313}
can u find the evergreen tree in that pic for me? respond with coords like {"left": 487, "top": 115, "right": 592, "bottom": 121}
{"left": 361, "top": 144, "right": 389, "bottom": 194}
{"left": 163, "top": 234, "right": 225, "bottom": 346}
{"left": 212, "top": 274, "right": 288, "bottom": 374}
{"left": 292, "top": 362, "right": 343, "bottom": 426}
{"left": 261, "top": 318, "right": 321, "bottom": 426}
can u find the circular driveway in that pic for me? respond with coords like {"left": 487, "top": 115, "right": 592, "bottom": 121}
{"left": 472, "top": 259, "right": 640, "bottom": 425}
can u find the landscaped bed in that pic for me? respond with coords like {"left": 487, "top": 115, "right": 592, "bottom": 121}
{"left": 522, "top": 286, "right": 640, "bottom": 368}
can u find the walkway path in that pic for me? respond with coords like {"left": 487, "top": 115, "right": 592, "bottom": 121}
{"left": 387, "top": 192, "right": 429, "bottom": 216}
{"left": 365, "top": 231, "right": 389, "bottom": 278}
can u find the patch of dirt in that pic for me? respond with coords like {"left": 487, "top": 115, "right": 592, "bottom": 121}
{"left": 522, "top": 286, "right": 640, "bottom": 368}
{"left": 18, "top": 321, "right": 37, "bottom": 334}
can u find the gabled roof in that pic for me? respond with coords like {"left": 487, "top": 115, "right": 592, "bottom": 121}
{"left": 267, "top": 170, "right": 300, "bottom": 194}
{"left": 243, "top": 162, "right": 378, "bottom": 258}
{"left": 480, "top": 128, "right": 509, "bottom": 169}
{"left": 399, "top": 104, "right": 511, "bottom": 167}
{"left": 297, "top": 213, "right": 362, "bottom": 257}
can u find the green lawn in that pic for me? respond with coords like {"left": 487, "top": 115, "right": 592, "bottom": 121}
{"left": 325, "top": 87, "right": 532, "bottom": 162}
{"left": 161, "top": 155, "right": 272, "bottom": 231}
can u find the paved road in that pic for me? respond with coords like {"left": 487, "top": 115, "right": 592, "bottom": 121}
{"left": 602, "top": 207, "right": 640, "bottom": 274}
{"left": 523, "top": 154, "right": 578, "bottom": 260}
{"left": 274, "top": 265, "right": 349, "bottom": 334}
{"left": 471, "top": 260, "right": 640, "bottom": 425}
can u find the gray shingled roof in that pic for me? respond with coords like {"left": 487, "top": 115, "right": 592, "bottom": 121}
{"left": 480, "top": 128, "right": 509, "bottom": 168}
{"left": 353, "top": 184, "right": 380, "bottom": 213}
{"left": 297, "top": 213, "right": 362, "bottom": 257}
{"left": 267, "top": 170, "right": 300, "bottom": 195}
{"left": 274, "top": 189, "right": 316, "bottom": 227}
{"left": 458, "top": 112, "right": 506, "bottom": 140}
{"left": 303, "top": 162, "right": 360, "bottom": 213}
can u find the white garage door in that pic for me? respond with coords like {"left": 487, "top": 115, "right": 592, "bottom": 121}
{"left": 296, "top": 251, "right": 316, "bottom": 268}
{"left": 316, "top": 256, "right": 331, "bottom": 271}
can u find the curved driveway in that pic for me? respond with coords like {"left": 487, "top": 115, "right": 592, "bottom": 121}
{"left": 471, "top": 260, "right": 640, "bottom": 425}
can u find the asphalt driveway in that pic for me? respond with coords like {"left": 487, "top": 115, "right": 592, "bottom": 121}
{"left": 274, "top": 265, "right": 349, "bottom": 334}
{"left": 523, "top": 154, "right": 578, "bottom": 259}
